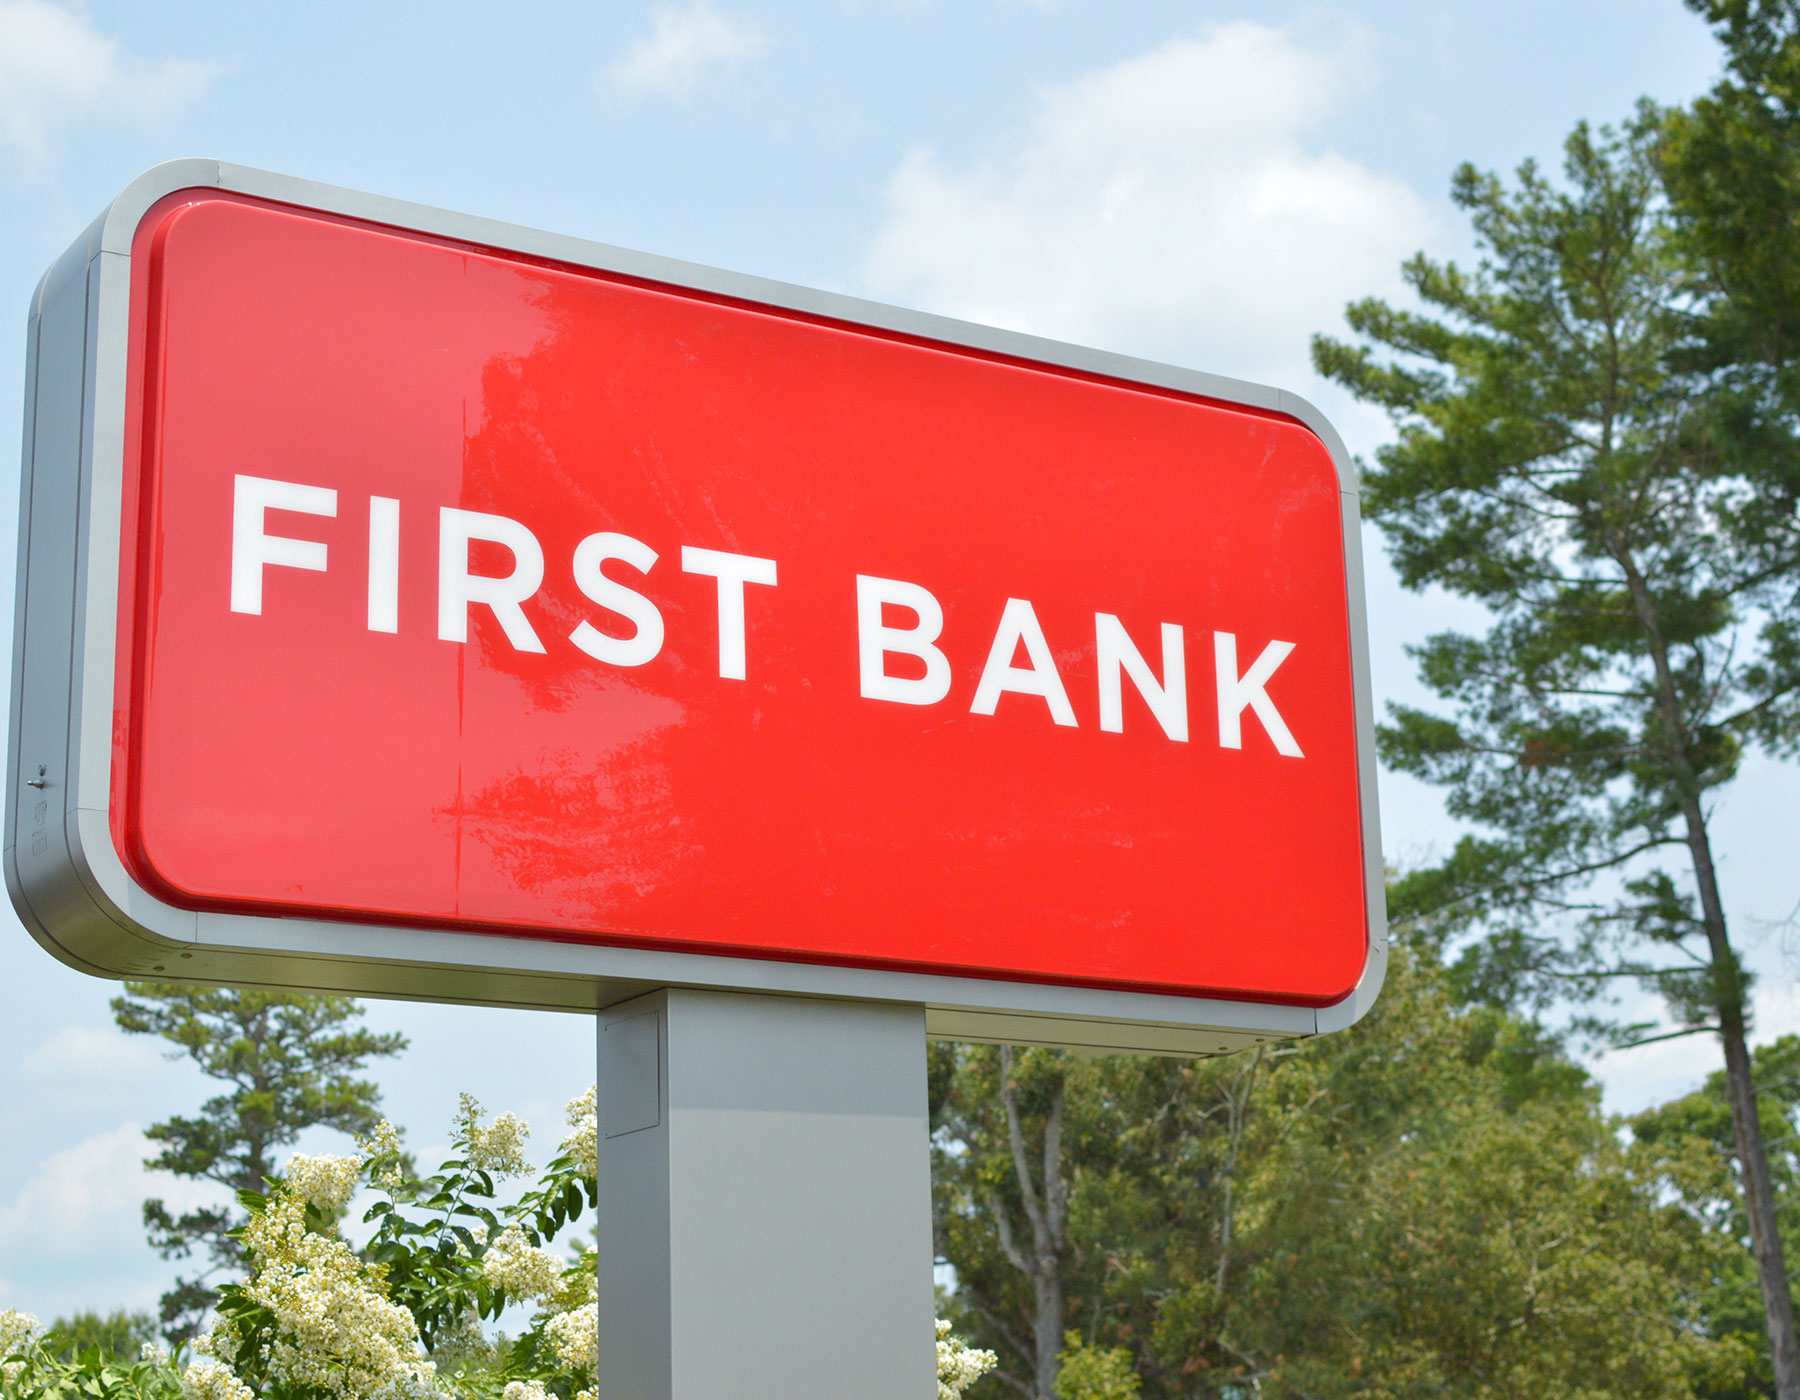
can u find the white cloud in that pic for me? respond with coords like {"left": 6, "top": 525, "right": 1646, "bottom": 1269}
{"left": 606, "top": 2, "right": 766, "bottom": 103}
{"left": 0, "top": 0, "right": 215, "bottom": 158}
{"left": 859, "top": 20, "right": 1432, "bottom": 391}
{"left": 24, "top": 1024, "right": 164, "bottom": 1085}
{"left": 0, "top": 1125, "right": 227, "bottom": 1289}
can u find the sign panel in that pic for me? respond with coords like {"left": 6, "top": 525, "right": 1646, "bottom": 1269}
{"left": 10, "top": 162, "right": 1385, "bottom": 1052}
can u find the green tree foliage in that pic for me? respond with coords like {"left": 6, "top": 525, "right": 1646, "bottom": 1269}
{"left": 1658, "top": 25, "right": 1800, "bottom": 1389}
{"left": 1633, "top": 1035, "right": 1800, "bottom": 1397}
{"left": 42, "top": 1313, "right": 155, "bottom": 1365}
{"left": 1310, "top": 117, "right": 1800, "bottom": 1393}
{"left": 934, "top": 944, "right": 1744, "bottom": 1400}
{"left": 1664, "top": 1, "right": 1800, "bottom": 396}
{"left": 1054, "top": 1335, "right": 1139, "bottom": 1400}
{"left": 110, "top": 986, "right": 407, "bottom": 1345}
{"left": 1216, "top": 958, "right": 1743, "bottom": 1400}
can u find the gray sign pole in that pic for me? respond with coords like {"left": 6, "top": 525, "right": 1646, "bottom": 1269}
{"left": 595, "top": 990, "right": 936, "bottom": 1397}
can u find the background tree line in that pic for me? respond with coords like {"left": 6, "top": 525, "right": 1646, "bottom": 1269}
{"left": 935, "top": 936, "right": 1800, "bottom": 1400}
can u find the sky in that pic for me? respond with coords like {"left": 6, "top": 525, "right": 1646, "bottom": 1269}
{"left": 0, "top": 0, "right": 1787, "bottom": 1324}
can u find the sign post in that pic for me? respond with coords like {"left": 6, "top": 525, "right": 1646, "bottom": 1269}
{"left": 12, "top": 160, "right": 1386, "bottom": 1392}
{"left": 596, "top": 992, "right": 932, "bottom": 1398}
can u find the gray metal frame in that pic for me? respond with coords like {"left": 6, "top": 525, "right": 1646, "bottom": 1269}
{"left": 7, "top": 159, "right": 1387, "bottom": 1054}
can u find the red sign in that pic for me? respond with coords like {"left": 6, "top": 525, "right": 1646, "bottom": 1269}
{"left": 101, "top": 187, "right": 1367, "bottom": 1005}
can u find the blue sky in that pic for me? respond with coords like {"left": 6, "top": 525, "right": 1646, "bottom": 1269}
{"left": 0, "top": 0, "right": 1789, "bottom": 1324}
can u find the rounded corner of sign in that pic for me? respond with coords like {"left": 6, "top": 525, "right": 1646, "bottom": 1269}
{"left": 7, "top": 817, "right": 195, "bottom": 982}
{"left": 1313, "top": 931, "right": 1389, "bottom": 1036}
{"left": 67, "top": 806, "right": 198, "bottom": 948}
{"left": 1274, "top": 390, "right": 1359, "bottom": 498}
{"left": 98, "top": 160, "right": 227, "bottom": 257}
{"left": 11, "top": 909, "right": 119, "bottom": 983}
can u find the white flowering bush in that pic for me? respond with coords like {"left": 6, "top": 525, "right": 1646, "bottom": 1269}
{"left": 479, "top": 1229, "right": 564, "bottom": 1306}
{"left": 557, "top": 1090, "right": 595, "bottom": 1183}
{"left": 0, "top": 1311, "right": 41, "bottom": 1390}
{"left": 1, "top": 1089, "right": 992, "bottom": 1400}
{"left": 185, "top": 1090, "right": 595, "bottom": 1400}
{"left": 456, "top": 1096, "right": 531, "bottom": 1182}
{"left": 936, "top": 1318, "right": 997, "bottom": 1399}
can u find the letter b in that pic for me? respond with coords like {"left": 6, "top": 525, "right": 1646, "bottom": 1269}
{"left": 857, "top": 575, "right": 951, "bottom": 706}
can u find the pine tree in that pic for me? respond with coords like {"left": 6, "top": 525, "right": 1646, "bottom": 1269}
{"left": 111, "top": 985, "right": 407, "bottom": 1343}
{"left": 1311, "top": 118, "right": 1800, "bottom": 1396}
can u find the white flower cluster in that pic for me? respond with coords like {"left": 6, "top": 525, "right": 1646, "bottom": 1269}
{"left": 456, "top": 1093, "right": 531, "bottom": 1178}
{"left": 561, "top": 1085, "right": 597, "bottom": 1178}
{"left": 543, "top": 1302, "right": 597, "bottom": 1376}
{"left": 0, "top": 1309, "right": 41, "bottom": 1389}
{"left": 180, "top": 1354, "right": 255, "bottom": 1400}
{"left": 936, "top": 1318, "right": 997, "bottom": 1400}
{"left": 362, "top": 1120, "right": 403, "bottom": 1159}
{"left": 501, "top": 1381, "right": 550, "bottom": 1400}
{"left": 140, "top": 1340, "right": 171, "bottom": 1366}
{"left": 358, "top": 1120, "right": 408, "bottom": 1191}
{"left": 285, "top": 1152, "right": 364, "bottom": 1212}
{"left": 471, "top": 1112, "right": 530, "bottom": 1177}
{"left": 231, "top": 1193, "right": 437, "bottom": 1400}
{"left": 480, "top": 1226, "right": 563, "bottom": 1302}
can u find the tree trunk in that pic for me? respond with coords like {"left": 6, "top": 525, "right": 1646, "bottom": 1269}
{"left": 1032, "top": 1264, "right": 1064, "bottom": 1400}
{"left": 1618, "top": 544, "right": 1800, "bottom": 1400}
{"left": 992, "top": 1046, "right": 1069, "bottom": 1400}
{"left": 1214, "top": 1047, "right": 1264, "bottom": 1295}
{"left": 1722, "top": 1017, "right": 1800, "bottom": 1400}
{"left": 1686, "top": 797, "right": 1800, "bottom": 1400}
